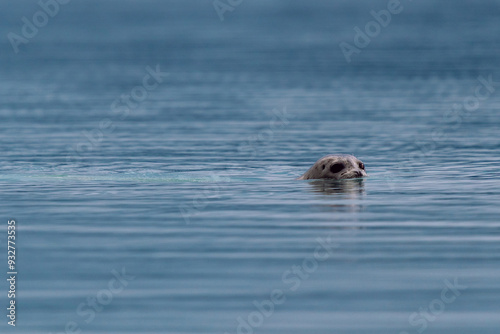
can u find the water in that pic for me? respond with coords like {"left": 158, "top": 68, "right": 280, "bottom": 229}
{"left": 1, "top": 0, "right": 500, "bottom": 333}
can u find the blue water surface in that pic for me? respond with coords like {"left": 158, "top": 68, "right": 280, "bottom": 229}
{"left": 1, "top": 0, "right": 500, "bottom": 333}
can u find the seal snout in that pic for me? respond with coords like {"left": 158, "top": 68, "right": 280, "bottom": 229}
{"left": 353, "top": 171, "right": 363, "bottom": 178}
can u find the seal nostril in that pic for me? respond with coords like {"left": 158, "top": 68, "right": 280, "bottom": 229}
{"left": 354, "top": 171, "right": 362, "bottom": 177}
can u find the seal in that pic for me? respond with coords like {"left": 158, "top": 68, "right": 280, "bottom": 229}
{"left": 298, "top": 154, "right": 367, "bottom": 180}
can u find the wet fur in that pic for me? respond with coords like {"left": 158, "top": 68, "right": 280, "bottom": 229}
{"left": 298, "top": 154, "right": 367, "bottom": 180}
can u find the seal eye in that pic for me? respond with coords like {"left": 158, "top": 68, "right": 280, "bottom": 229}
{"left": 322, "top": 164, "right": 325, "bottom": 170}
{"left": 359, "top": 162, "right": 365, "bottom": 170}
{"left": 330, "top": 163, "right": 344, "bottom": 173}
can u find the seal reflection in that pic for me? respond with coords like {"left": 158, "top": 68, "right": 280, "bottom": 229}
{"left": 308, "top": 179, "right": 365, "bottom": 213}
{"left": 308, "top": 178, "right": 365, "bottom": 195}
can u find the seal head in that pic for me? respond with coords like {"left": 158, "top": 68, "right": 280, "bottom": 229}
{"left": 298, "top": 154, "right": 367, "bottom": 180}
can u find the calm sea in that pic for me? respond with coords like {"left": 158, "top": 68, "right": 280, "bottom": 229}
{"left": 1, "top": 0, "right": 500, "bottom": 333}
